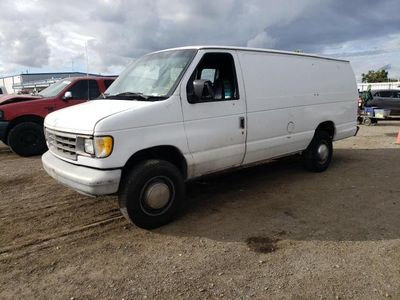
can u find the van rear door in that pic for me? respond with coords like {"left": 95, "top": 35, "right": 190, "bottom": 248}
{"left": 180, "top": 50, "right": 247, "bottom": 176}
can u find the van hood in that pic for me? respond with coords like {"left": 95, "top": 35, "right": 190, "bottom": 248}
{"left": 44, "top": 99, "right": 155, "bottom": 134}
{"left": 0, "top": 94, "right": 41, "bottom": 105}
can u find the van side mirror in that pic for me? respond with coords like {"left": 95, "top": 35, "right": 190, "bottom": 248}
{"left": 192, "top": 79, "right": 213, "bottom": 102}
{"left": 63, "top": 91, "right": 72, "bottom": 100}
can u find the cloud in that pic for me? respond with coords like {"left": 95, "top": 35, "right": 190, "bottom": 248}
{"left": 0, "top": 0, "right": 317, "bottom": 74}
{"left": 267, "top": 0, "right": 400, "bottom": 53}
{"left": 0, "top": 0, "right": 399, "bottom": 81}
{"left": 317, "top": 33, "right": 400, "bottom": 81}
{"left": 247, "top": 32, "right": 275, "bottom": 48}
{"left": 0, "top": 1, "right": 51, "bottom": 72}
{"left": 5, "top": 26, "right": 50, "bottom": 67}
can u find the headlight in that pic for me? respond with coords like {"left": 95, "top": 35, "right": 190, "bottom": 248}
{"left": 84, "top": 139, "right": 94, "bottom": 155}
{"left": 78, "top": 136, "right": 113, "bottom": 158}
{"left": 94, "top": 136, "right": 113, "bottom": 158}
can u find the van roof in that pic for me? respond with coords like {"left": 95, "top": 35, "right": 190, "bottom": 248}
{"left": 154, "top": 46, "right": 349, "bottom": 63}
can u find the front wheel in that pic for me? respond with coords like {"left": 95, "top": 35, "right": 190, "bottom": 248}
{"left": 7, "top": 122, "right": 47, "bottom": 156}
{"left": 118, "top": 160, "right": 185, "bottom": 229}
{"left": 302, "top": 131, "right": 333, "bottom": 172}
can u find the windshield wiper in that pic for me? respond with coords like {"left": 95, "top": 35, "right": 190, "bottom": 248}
{"left": 144, "top": 95, "right": 168, "bottom": 101}
{"left": 104, "top": 92, "right": 148, "bottom": 100}
{"left": 104, "top": 92, "right": 167, "bottom": 101}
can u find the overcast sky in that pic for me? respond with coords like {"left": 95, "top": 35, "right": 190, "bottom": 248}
{"left": 1, "top": 0, "right": 400, "bottom": 82}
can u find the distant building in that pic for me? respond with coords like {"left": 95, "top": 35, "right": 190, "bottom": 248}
{"left": 357, "top": 81, "right": 400, "bottom": 91}
{"left": 0, "top": 72, "right": 116, "bottom": 94}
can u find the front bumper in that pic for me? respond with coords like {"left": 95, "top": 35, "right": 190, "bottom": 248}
{"left": 42, "top": 151, "right": 121, "bottom": 196}
{"left": 0, "top": 121, "right": 9, "bottom": 143}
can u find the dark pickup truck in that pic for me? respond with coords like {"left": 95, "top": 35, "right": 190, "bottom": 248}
{"left": 0, "top": 76, "right": 116, "bottom": 156}
{"left": 365, "top": 89, "right": 400, "bottom": 116}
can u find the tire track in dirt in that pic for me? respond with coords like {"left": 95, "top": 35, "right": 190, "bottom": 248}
{"left": 0, "top": 197, "right": 115, "bottom": 220}
{"left": 0, "top": 215, "right": 124, "bottom": 261}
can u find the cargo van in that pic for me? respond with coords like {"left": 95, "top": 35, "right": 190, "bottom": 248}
{"left": 42, "top": 46, "right": 358, "bottom": 228}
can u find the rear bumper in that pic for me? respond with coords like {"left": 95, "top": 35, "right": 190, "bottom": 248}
{"left": 333, "top": 122, "right": 358, "bottom": 141}
{"left": 0, "top": 121, "right": 9, "bottom": 143}
{"left": 42, "top": 151, "right": 121, "bottom": 196}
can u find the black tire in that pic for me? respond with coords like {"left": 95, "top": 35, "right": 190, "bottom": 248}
{"left": 7, "top": 122, "right": 47, "bottom": 157}
{"left": 118, "top": 160, "right": 185, "bottom": 229}
{"left": 362, "top": 117, "right": 372, "bottom": 126}
{"left": 302, "top": 130, "right": 333, "bottom": 172}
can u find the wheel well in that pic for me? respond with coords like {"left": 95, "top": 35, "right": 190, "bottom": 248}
{"left": 6, "top": 115, "right": 44, "bottom": 140}
{"left": 123, "top": 146, "right": 188, "bottom": 179}
{"left": 316, "top": 121, "right": 335, "bottom": 139}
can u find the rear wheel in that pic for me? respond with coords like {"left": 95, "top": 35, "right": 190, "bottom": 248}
{"left": 362, "top": 117, "right": 372, "bottom": 126}
{"left": 302, "top": 130, "right": 333, "bottom": 172}
{"left": 7, "top": 122, "right": 47, "bottom": 157}
{"left": 118, "top": 160, "right": 185, "bottom": 229}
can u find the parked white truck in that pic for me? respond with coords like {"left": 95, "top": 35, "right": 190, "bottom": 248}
{"left": 42, "top": 46, "right": 358, "bottom": 228}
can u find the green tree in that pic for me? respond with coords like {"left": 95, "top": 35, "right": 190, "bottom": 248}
{"left": 361, "top": 70, "right": 396, "bottom": 83}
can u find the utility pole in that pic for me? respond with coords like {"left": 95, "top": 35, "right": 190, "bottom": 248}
{"left": 85, "top": 41, "right": 89, "bottom": 77}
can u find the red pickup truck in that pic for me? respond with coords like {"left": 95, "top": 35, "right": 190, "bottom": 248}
{"left": 0, "top": 76, "right": 116, "bottom": 156}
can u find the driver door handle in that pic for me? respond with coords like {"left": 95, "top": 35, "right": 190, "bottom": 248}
{"left": 239, "top": 116, "right": 245, "bottom": 129}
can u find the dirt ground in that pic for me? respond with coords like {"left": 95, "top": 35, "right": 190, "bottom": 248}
{"left": 1, "top": 121, "right": 400, "bottom": 299}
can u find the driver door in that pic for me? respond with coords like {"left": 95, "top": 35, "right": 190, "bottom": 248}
{"left": 56, "top": 79, "right": 100, "bottom": 110}
{"left": 180, "top": 50, "right": 247, "bottom": 177}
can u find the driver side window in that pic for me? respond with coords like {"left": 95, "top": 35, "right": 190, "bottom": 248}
{"left": 68, "top": 80, "right": 100, "bottom": 100}
{"left": 379, "top": 91, "right": 391, "bottom": 98}
{"left": 187, "top": 53, "right": 239, "bottom": 103}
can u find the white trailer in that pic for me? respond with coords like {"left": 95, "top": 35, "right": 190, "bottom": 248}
{"left": 358, "top": 81, "right": 400, "bottom": 91}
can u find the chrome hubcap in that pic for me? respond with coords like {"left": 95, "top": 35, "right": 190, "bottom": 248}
{"left": 317, "top": 144, "right": 329, "bottom": 163}
{"left": 143, "top": 182, "right": 171, "bottom": 210}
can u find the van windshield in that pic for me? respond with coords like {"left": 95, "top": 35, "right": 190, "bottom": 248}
{"left": 39, "top": 79, "right": 71, "bottom": 97}
{"left": 105, "top": 49, "right": 196, "bottom": 100}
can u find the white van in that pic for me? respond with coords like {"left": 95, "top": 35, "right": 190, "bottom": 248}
{"left": 42, "top": 46, "right": 358, "bottom": 228}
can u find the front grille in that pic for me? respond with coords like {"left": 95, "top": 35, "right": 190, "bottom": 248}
{"left": 46, "top": 128, "right": 78, "bottom": 160}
